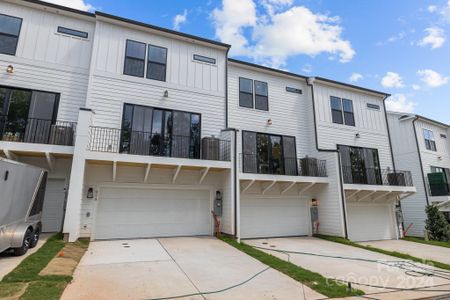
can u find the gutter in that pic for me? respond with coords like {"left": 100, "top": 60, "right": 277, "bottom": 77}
{"left": 412, "top": 117, "right": 430, "bottom": 206}
{"left": 307, "top": 78, "right": 348, "bottom": 239}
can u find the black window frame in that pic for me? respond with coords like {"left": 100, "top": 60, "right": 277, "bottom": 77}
{"left": 146, "top": 44, "right": 168, "bottom": 82}
{"left": 330, "top": 96, "right": 343, "bottom": 125}
{"left": 342, "top": 98, "right": 355, "bottom": 126}
{"left": 286, "top": 87, "right": 302, "bottom": 94}
{"left": 123, "top": 39, "right": 146, "bottom": 78}
{"left": 0, "top": 13, "right": 23, "bottom": 56}
{"left": 57, "top": 26, "right": 88, "bottom": 39}
{"left": 193, "top": 54, "right": 216, "bottom": 64}
{"left": 367, "top": 103, "right": 380, "bottom": 110}
{"left": 338, "top": 144, "right": 382, "bottom": 185}
{"left": 330, "top": 96, "right": 355, "bottom": 126}
{"left": 423, "top": 128, "right": 437, "bottom": 152}
{"left": 254, "top": 80, "right": 269, "bottom": 111}
{"left": 440, "top": 133, "right": 447, "bottom": 139}
{"left": 239, "top": 77, "right": 254, "bottom": 109}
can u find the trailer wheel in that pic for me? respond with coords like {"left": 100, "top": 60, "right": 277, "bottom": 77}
{"left": 30, "top": 227, "right": 40, "bottom": 248}
{"left": 14, "top": 229, "right": 32, "bottom": 256}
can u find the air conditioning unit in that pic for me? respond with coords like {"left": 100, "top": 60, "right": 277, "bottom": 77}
{"left": 300, "top": 157, "right": 319, "bottom": 176}
{"left": 202, "top": 137, "right": 220, "bottom": 160}
{"left": 387, "top": 172, "right": 406, "bottom": 186}
{"left": 49, "top": 125, "right": 74, "bottom": 146}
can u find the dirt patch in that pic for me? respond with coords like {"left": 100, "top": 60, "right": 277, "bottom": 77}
{"left": 0, "top": 282, "right": 28, "bottom": 300}
{"left": 39, "top": 243, "right": 88, "bottom": 277}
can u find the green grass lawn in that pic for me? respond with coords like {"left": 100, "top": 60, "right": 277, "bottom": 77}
{"left": 221, "top": 236, "right": 364, "bottom": 298}
{"left": 403, "top": 236, "right": 450, "bottom": 249}
{"left": 315, "top": 234, "right": 450, "bottom": 271}
{"left": 1, "top": 234, "right": 88, "bottom": 300}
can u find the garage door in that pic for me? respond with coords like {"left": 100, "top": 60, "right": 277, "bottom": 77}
{"left": 347, "top": 203, "right": 396, "bottom": 242}
{"left": 41, "top": 179, "right": 66, "bottom": 232}
{"left": 241, "top": 196, "right": 310, "bottom": 239}
{"left": 94, "top": 187, "right": 212, "bottom": 240}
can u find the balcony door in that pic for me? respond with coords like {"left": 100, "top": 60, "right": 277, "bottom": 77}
{"left": 0, "top": 87, "right": 58, "bottom": 143}
{"left": 338, "top": 145, "right": 382, "bottom": 185}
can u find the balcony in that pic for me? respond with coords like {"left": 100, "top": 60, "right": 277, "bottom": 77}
{"left": 342, "top": 166, "right": 416, "bottom": 202}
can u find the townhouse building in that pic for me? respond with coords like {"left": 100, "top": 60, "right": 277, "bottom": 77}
{"left": 0, "top": 0, "right": 417, "bottom": 243}
{"left": 388, "top": 112, "right": 450, "bottom": 236}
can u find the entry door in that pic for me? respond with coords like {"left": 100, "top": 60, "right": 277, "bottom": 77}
{"left": 41, "top": 179, "right": 66, "bottom": 232}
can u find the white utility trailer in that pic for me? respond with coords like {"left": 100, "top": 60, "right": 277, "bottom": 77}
{"left": 0, "top": 158, "right": 47, "bottom": 256}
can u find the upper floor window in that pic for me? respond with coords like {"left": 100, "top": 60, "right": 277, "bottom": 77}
{"left": 57, "top": 26, "right": 88, "bottom": 39}
{"left": 286, "top": 87, "right": 302, "bottom": 94}
{"left": 124, "top": 40, "right": 146, "bottom": 77}
{"left": 330, "top": 96, "right": 355, "bottom": 126}
{"left": 0, "top": 14, "right": 22, "bottom": 56}
{"left": 193, "top": 54, "right": 216, "bottom": 65}
{"left": 423, "top": 129, "right": 437, "bottom": 151}
{"left": 441, "top": 133, "right": 447, "bottom": 139}
{"left": 239, "top": 77, "right": 268, "bottom": 111}
{"left": 367, "top": 103, "right": 380, "bottom": 110}
{"left": 147, "top": 45, "right": 167, "bottom": 82}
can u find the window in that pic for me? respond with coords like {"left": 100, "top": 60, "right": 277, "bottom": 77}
{"left": 121, "top": 103, "right": 200, "bottom": 158}
{"left": 286, "top": 87, "right": 302, "bottom": 94}
{"left": 242, "top": 131, "right": 297, "bottom": 175}
{"left": 124, "top": 40, "right": 146, "bottom": 77}
{"left": 239, "top": 77, "right": 253, "bottom": 108}
{"left": 338, "top": 145, "right": 382, "bottom": 185}
{"left": 367, "top": 103, "right": 380, "bottom": 110}
{"left": 330, "top": 96, "right": 355, "bottom": 126}
{"left": 254, "top": 81, "right": 268, "bottom": 111}
{"left": 57, "top": 26, "right": 88, "bottom": 39}
{"left": 423, "top": 129, "right": 437, "bottom": 151}
{"left": 441, "top": 133, "right": 447, "bottom": 139}
{"left": 193, "top": 54, "right": 216, "bottom": 64}
{"left": 0, "top": 14, "right": 22, "bottom": 55}
{"left": 147, "top": 45, "right": 167, "bottom": 81}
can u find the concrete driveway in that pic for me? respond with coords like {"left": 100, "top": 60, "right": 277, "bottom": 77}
{"left": 360, "top": 239, "right": 450, "bottom": 265}
{"left": 245, "top": 237, "right": 450, "bottom": 300}
{"left": 61, "top": 237, "right": 323, "bottom": 300}
{"left": 0, "top": 234, "right": 49, "bottom": 280}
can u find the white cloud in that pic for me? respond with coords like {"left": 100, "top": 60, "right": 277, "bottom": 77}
{"left": 377, "top": 32, "right": 406, "bottom": 46}
{"left": 385, "top": 94, "right": 416, "bottom": 113}
{"left": 381, "top": 72, "right": 404, "bottom": 88}
{"left": 212, "top": 0, "right": 355, "bottom": 68}
{"left": 428, "top": 5, "right": 437, "bottom": 13}
{"left": 417, "top": 69, "right": 449, "bottom": 87}
{"left": 41, "top": 0, "right": 94, "bottom": 11}
{"left": 418, "top": 27, "right": 445, "bottom": 49}
{"left": 173, "top": 9, "right": 188, "bottom": 31}
{"left": 412, "top": 84, "right": 421, "bottom": 90}
{"left": 349, "top": 73, "right": 363, "bottom": 83}
{"left": 428, "top": 1, "right": 450, "bottom": 22}
{"left": 302, "top": 64, "right": 313, "bottom": 73}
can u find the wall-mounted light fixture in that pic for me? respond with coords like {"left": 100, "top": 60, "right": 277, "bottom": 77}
{"left": 163, "top": 90, "right": 169, "bottom": 98}
{"left": 6, "top": 65, "right": 14, "bottom": 74}
{"left": 355, "top": 133, "right": 360, "bottom": 139}
{"left": 86, "top": 187, "right": 94, "bottom": 199}
{"left": 267, "top": 119, "right": 273, "bottom": 126}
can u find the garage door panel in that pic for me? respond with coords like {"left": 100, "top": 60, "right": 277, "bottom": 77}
{"left": 95, "top": 187, "right": 211, "bottom": 240}
{"left": 347, "top": 204, "right": 395, "bottom": 242}
{"left": 241, "top": 196, "right": 309, "bottom": 239}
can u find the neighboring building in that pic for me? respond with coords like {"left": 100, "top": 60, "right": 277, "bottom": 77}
{"left": 0, "top": 0, "right": 417, "bottom": 243}
{"left": 388, "top": 112, "right": 450, "bottom": 236}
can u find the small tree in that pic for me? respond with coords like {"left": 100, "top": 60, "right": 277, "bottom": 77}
{"left": 425, "top": 205, "right": 450, "bottom": 241}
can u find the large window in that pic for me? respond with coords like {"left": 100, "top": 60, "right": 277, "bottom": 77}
{"left": 242, "top": 131, "right": 297, "bottom": 175}
{"left": 338, "top": 145, "right": 381, "bottom": 185}
{"left": 330, "top": 96, "right": 355, "bottom": 126}
{"left": 423, "top": 129, "right": 437, "bottom": 151}
{"left": 0, "top": 14, "right": 22, "bottom": 56}
{"left": 239, "top": 77, "right": 269, "bottom": 111}
{"left": 124, "top": 40, "right": 146, "bottom": 77}
{"left": 121, "top": 103, "right": 200, "bottom": 158}
{"left": 147, "top": 45, "right": 167, "bottom": 81}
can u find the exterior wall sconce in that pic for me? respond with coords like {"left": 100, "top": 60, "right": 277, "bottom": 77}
{"left": 6, "top": 65, "right": 14, "bottom": 74}
{"left": 163, "top": 90, "right": 169, "bottom": 98}
{"left": 87, "top": 187, "right": 94, "bottom": 199}
{"left": 267, "top": 119, "right": 273, "bottom": 126}
{"left": 355, "top": 133, "right": 360, "bottom": 139}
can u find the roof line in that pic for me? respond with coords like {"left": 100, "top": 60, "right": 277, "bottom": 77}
{"left": 228, "top": 58, "right": 308, "bottom": 80}
{"left": 313, "top": 76, "right": 390, "bottom": 97}
{"left": 415, "top": 114, "right": 449, "bottom": 128}
{"left": 22, "top": 0, "right": 95, "bottom": 17}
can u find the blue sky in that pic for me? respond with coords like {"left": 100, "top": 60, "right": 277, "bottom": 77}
{"left": 50, "top": 0, "right": 450, "bottom": 124}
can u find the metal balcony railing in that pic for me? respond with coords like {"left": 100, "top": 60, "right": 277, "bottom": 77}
{"left": 0, "top": 116, "right": 76, "bottom": 146}
{"left": 240, "top": 154, "right": 327, "bottom": 177}
{"left": 88, "top": 126, "right": 231, "bottom": 162}
{"left": 341, "top": 166, "right": 413, "bottom": 186}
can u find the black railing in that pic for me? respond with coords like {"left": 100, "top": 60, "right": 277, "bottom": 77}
{"left": 88, "top": 126, "right": 231, "bottom": 161}
{"left": 0, "top": 116, "right": 76, "bottom": 146}
{"left": 429, "top": 182, "right": 450, "bottom": 197}
{"left": 241, "top": 154, "right": 327, "bottom": 177}
{"left": 341, "top": 166, "right": 413, "bottom": 186}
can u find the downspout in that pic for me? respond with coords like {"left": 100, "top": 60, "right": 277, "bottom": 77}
{"left": 307, "top": 77, "right": 348, "bottom": 239}
{"left": 225, "top": 48, "right": 230, "bottom": 129}
{"left": 412, "top": 116, "right": 430, "bottom": 206}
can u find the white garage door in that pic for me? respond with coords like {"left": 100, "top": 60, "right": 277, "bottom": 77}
{"left": 41, "top": 179, "right": 66, "bottom": 232}
{"left": 94, "top": 187, "right": 212, "bottom": 240}
{"left": 241, "top": 196, "right": 310, "bottom": 239}
{"left": 347, "top": 203, "right": 396, "bottom": 242}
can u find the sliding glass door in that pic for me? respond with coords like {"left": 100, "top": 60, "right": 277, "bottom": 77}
{"left": 338, "top": 145, "right": 382, "bottom": 185}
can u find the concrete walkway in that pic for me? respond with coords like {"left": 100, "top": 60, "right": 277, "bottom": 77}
{"left": 61, "top": 237, "right": 324, "bottom": 300}
{"left": 360, "top": 239, "right": 450, "bottom": 265}
{"left": 0, "top": 233, "right": 50, "bottom": 280}
{"left": 246, "top": 237, "right": 450, "bottom": 300}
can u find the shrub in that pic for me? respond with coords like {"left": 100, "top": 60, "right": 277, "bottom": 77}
{"left": 425, "top": 205, "right": 450, "bottom": 241}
